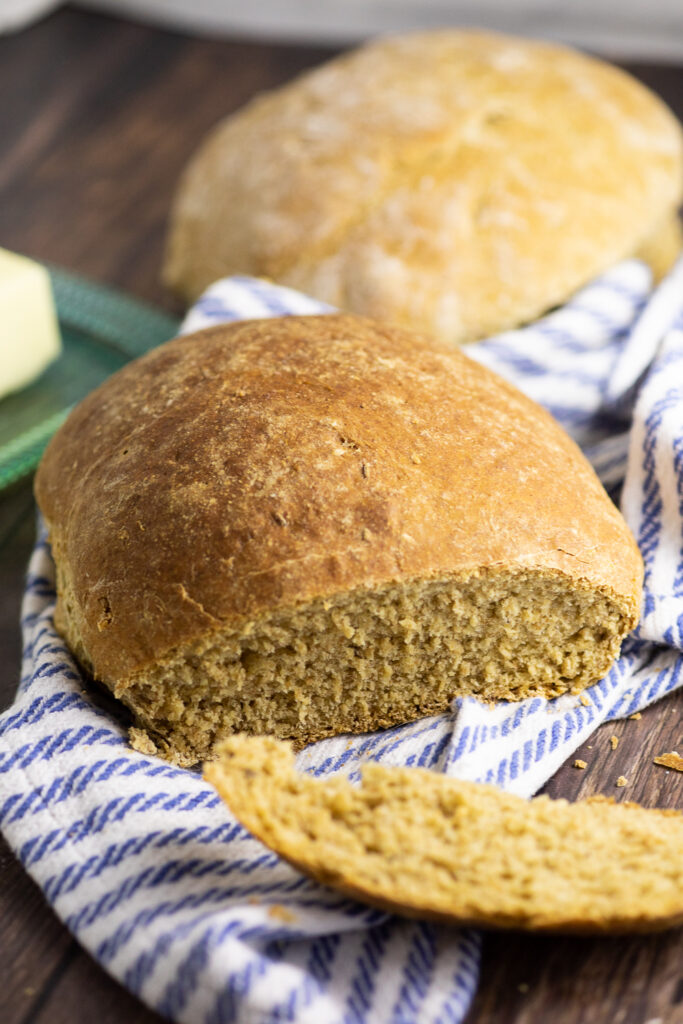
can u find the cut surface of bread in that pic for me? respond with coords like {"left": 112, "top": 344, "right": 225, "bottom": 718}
{"left": 116, "top": 569, "right": 628, "bottom": 765}
{"left": 205, "top": 736, "right": 683, "bottom": 934}
{"left": 34, "top": 315, "right": 642, "bottom": 766}
{"left": 164, "top": 30, "right": 683, "bottom": 344}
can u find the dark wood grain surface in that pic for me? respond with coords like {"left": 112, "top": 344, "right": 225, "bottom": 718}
{"left": 0, "top": 8, "right": 682, "bottom": 1023}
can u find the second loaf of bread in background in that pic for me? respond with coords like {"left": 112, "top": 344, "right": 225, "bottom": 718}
{"left": 164, "top": 30, "right": 683, "bottom": 344}
{"left": 34, "top": 315, "right": 643, "bottom": 765}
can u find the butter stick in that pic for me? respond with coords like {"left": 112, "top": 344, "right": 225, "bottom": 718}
{"left": 0, "top": 249, "right": 61, "bottom": 399}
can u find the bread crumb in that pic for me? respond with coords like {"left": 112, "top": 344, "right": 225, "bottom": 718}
{"left": 579, "top": 694, "right": 591, "bottom": 706}
{"left": 128, "top": 727, "right": 158, "bottom": 756}
{"left": 268, "top": 903, "right": 297, "bottom": 923}
{"left": 574, "top": 759, "right": 587, "bottom": 770}
{"left": 629, "top": 712, "right": 642, "bottom": 720}
{"left": 616, "top": 775, "right": 628, "bottom": 787}
{"left": 410, "top": 453, "right": 422, "bottom": 465}
{"left": 361, "top": 527, "right": 373, "bottom": 541}
{"left": 610, "top": 735, "right": 619, "bottom": 750}
{"left": 653, "top": 751, "right": 683, "bottom": 773}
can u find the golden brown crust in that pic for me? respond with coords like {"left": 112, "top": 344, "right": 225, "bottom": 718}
{"left": 205, "top": 736, "right": 683, "bottom": 934}
{"left": 34, "top": 314, "right": 642, "bottom": 693}
{"left": 163, "top": 30, "right": 683, "bottom": 343}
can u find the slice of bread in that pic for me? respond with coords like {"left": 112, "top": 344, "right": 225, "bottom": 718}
{"left": 164, "top": 30, "right": 683, "bottom": 345}
{"left": 206, "top": 735, "right": 683, "bottom": 934}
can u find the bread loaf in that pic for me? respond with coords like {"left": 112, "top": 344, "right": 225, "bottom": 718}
{"left": 35, "top": 314, "right": 642, "bottom": 766}
{"left": 206, "top": 735, "right": 683, "bottom": 934}
{"left": 164, "top": 30, "right": 683, "bottom": 345}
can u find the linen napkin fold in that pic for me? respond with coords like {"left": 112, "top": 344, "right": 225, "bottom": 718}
{"left": 2, "top": 258, "right": 683, "bottom": 1024}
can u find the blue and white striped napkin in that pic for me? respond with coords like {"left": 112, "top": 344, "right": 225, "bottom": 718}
{"left": 2, "top": 259, "right": 683, "bottom": 1024}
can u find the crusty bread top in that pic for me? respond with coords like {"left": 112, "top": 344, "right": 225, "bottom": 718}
{"left": 164, "top": 30, "right": 683, "bottom": 343}
{"left": 35, "top": 314, "right": 642, "bottom": 683}
{"left": 205, "top": 735, "right": 683, "bottom": 933}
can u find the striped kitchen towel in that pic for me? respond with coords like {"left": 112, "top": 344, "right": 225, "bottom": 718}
{"left": 2, "top": 258, "right": 683, "bottom": 1024}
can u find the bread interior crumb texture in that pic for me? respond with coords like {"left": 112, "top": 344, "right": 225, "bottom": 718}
{"left": 115, "top": 569, "right": 626, "bottom": 765}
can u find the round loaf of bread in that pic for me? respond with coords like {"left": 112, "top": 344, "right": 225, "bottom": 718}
{"left": 163, "top": 30, "right": 683, "bottom": 345}
{"left": 35, "top": 315, "right": 643, "bottom": 766}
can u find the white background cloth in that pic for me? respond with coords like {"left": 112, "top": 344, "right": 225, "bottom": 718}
{"left": 1, "top": 261, "right": 683, "bottom": 1023}
{"left": 4, "top": 0, "right": 683, "bottom": 61}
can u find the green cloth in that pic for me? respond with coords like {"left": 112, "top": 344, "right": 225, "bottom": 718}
{"left": 0, "top": 265, "right": 180, "bottom": 490}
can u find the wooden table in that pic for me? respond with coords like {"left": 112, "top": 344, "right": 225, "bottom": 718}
{"left": 1, "top": 8, "right": 682, "bottom": 1023}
